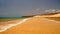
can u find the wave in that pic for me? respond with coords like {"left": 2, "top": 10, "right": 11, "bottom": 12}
{"left": 0, "top": 18, "right": 31, "bottom": 32}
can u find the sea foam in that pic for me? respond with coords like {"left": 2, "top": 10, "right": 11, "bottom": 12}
{"left": 0, "top": 18, "right": 31, "bottom": 32}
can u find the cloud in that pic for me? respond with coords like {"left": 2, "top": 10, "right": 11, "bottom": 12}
{"left": 45, "top": 9, "right": 58, "bottom": 13}
{"left": 33, "top": 9, "right": 60, "bottom": 14}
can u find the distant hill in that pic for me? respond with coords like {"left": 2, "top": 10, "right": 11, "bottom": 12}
{"left": 21, "top": 12, "right": 60, "bottom": 17}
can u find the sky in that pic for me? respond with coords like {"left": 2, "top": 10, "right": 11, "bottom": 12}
{"left": 0, "top": 0, "right": 60, "bottom": 17}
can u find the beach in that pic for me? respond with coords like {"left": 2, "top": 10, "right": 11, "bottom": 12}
{"left": 0, "top": 16, "right": 60, "bottom": 34}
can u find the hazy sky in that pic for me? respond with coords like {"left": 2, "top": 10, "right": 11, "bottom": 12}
{"left": 0, "top": 0, "right": 60, "bottom": 17}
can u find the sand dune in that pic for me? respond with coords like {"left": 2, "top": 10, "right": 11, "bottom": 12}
{"left": 51, "top": 14, "right": 60, "bottom": 17}
{"left": 40, "top": 13, "right": 60, "bottom": 17}
{"left": 0, "top": 16, "right": 60, "bottom": 34}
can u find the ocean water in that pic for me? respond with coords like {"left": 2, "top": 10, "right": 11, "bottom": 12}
{"left": 0, "top": 18, "right": 31, "bottom": 32}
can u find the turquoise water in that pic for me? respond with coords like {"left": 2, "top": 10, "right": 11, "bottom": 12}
{"left": 0, "top": 17, "right": 29, "bottom": 20}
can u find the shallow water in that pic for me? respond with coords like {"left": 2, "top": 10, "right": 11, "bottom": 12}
{"left": 0, "top": 18, "right": 31, "bottom": 32}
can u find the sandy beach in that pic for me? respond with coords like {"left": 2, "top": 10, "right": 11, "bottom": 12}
{"left": 0, "top": 16, "right": 60, "bottom": 34}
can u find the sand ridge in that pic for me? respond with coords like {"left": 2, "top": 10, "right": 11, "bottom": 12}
{"left": 40, "top": 13, "right": 60, "bottom": 17}
{"left": 34, "top": 16, "right": 60, "bottom": 22}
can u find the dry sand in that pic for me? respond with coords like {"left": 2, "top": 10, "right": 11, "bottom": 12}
{"left": 40, "top": 14, "right": 60, "bottom": 17}
{"left": 51, "top": 14, "right": 60, "bottom": 17}
{"left": 0, "top": 16, "right": 60, "bottom": 34}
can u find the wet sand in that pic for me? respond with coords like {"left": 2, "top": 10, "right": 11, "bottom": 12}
{"left": 0, "top": 17, "right": 60, "bottom": 34}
